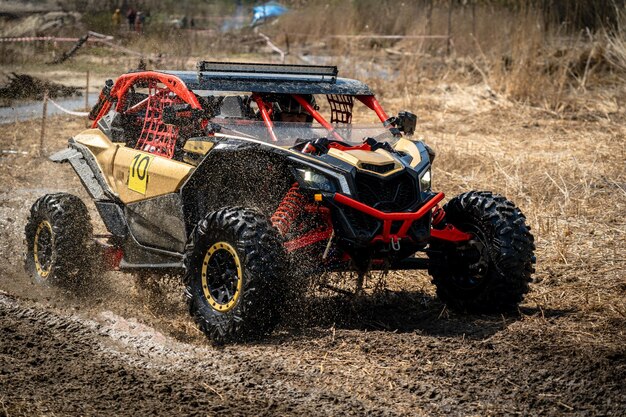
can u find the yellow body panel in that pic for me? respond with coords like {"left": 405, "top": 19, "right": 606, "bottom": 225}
{"left": 393, "top": 138, "right": 422, "bottom": 168}
{"left": 183, "top": 140, "right": 215, "bottom": 155}
{"left": 113, "top": 147, "right": 193, "bottom": 203}
{"left": 73, "top": 129, "right": 119, "bottom": 190}
{"left": 182, "top": 140, "right": 215, "bottom": 165}
{"left": 327, "top": 148, "right": 403, "bottom": 176}
{"left": 73, "top": 129, "right": 193, "bottom": 204}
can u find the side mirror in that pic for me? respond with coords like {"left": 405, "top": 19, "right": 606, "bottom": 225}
{"left": 396, "top": 111, "right": 417, "bottom": 136}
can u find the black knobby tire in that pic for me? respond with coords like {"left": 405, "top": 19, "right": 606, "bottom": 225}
{"left": 428, "top": 191, "right": 535, "bottom": 312}
{"left": 24, "top": 193, "right": 96, "bottom": 288}
{"left": 183, "top": 207, "right": 287, "bottom": 343}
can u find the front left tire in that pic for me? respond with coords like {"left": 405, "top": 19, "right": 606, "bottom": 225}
{"left": 183, "top": 207, "right": 287, "bottom": 343}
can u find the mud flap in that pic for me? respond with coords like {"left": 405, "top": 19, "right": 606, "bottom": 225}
{"left": 49, "top": 143, "right": 112, "bottom": 200}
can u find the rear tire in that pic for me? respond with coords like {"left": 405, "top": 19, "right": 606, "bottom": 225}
{"left": 24, "top": 193, "right": 96, "bottom": 289}
{"left": 183, "top": 207, "right": 287, "bottom": 343}
{"left": 428, "top": 191, "right": 535, "bottom": 312}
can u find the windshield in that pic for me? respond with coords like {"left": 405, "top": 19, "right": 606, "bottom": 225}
{"left": 211, "top": 119, "right": 399, "bottom": 147}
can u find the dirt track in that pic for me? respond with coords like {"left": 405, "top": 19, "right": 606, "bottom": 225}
{"left": 1, "top": 288, "right": 624, "bottom": 416}
{"left": 1, "top": 87, "right": 625, "bottom": 415}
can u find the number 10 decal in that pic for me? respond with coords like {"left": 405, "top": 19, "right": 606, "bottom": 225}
{"left": 128, "top": 153, "right": 154, "bottom": 194}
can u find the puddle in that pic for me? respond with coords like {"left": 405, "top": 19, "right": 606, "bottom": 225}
{"left": 0, "top": 92, "right": 99, "bottom": 124}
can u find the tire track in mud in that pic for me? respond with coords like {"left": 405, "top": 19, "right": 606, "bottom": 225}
{"left": 3, "top": 288, "right": 625, "bottom": 416}
{"left": 0, "top": 293, "right": 398, "bottom": 416}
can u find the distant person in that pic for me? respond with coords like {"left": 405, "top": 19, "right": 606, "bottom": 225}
{"left": 135, "top": 11, "right": 144, "bottom": 33}
{"left": 127, "top": 8, "right": 137, "bottom": 31}
{"left": 112, "top": 9, "right": 121, "bottom": 28}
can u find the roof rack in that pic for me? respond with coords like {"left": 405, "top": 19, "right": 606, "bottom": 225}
{"left": 196, "top": 61, "right": 338, "bottom": 83}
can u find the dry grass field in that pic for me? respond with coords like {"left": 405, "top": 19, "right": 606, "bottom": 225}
{"left": 0, "top": 1, "right": 625, "bottom": 415}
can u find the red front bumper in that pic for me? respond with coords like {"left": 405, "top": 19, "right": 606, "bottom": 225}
{"left": 333, "top": 192, "right": 472, "bottom": 244}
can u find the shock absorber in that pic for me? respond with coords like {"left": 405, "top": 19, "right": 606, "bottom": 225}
{"left": 432, "top": 204, "right": 446, "bottom": 226}
{"left": 271, "top": 183, "right": 307, "bottom": 236}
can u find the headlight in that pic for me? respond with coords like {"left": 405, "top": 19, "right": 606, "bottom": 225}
{"left": 419, "top": 169, "right": 431, "bottom": 191}
{"left": 296, "top": 168, "right": 336, "bottom": 192}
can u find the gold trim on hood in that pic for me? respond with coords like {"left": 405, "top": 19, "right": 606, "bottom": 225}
{"left": 393, "top": 138, "right": 422, "bottom": 168}
{"left": 327, "top": 148, "right": 403, "bottom": 176}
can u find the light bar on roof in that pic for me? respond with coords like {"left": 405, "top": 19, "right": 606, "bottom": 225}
{"left": 196, "top": 61, "right": 338, "bottom": 83}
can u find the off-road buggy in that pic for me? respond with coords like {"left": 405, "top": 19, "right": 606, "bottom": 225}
{"left": 25, "top": 62, "right": 535, "bottom": 342}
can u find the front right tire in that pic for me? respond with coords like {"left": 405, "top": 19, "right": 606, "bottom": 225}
{"left": 183, "top": 207, "right": 287, "bottom": 343}
{"left": 428, "top": 191, "right": 535, "bottom": 312}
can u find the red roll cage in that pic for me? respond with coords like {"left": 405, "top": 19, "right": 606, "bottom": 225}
{"left": 92, "top": 72, "right": 394, "bottom": 151}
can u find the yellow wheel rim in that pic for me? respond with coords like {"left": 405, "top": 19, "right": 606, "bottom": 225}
{"left": 33, "top": 220, "right": 53, "bottom": 278}
{"left": 201, "top": 242, "right": 242, "bottom": 312}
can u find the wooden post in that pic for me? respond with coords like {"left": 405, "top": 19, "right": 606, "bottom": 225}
{"left": 472, "top": 0, "right": 476, "bottom": 37}
{"left": 447, "top": 0, "right": 453, "bottom": 55}
{"left": 85, "top": 70, "right": 90, "bottom": 109}
{"left": 427, "top": 0, "right": 433, "bottom": 37}
{"left": 40, "top": 91, "right": 48, "bottom": 157}
{"left": 85, "top": 70, "right": 90, "bottom": 127}
{"left": 426, "top": 0, "right": 434, "bottom": 51}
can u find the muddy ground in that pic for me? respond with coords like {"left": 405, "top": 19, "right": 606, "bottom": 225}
{"left": 0, "top": 83, "right": 625, "bottom": 416}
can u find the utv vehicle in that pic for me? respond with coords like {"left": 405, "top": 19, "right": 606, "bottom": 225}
{"left": 25, "top": 62, "right": 535, "bottom": 342}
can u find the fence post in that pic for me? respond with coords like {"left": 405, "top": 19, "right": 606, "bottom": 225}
{"left": 447, "top": 0, "right": 453, "bottom": 55}
{"left": 40, "top": 91, "right": 48, "bottom": 157}
{"left": 427, "top": 0, "right": 433, "bottom": 37}
{"left": 85, "top": 70, "right": 90, "bottom": 127}
{"left": 472, "top": 0, "right": 476, "bottom": 37}
{"left": 85, "top": 70, "right": 90, "bottom": 109}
